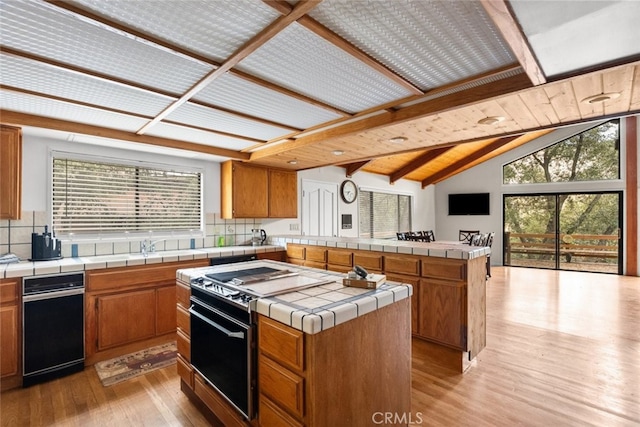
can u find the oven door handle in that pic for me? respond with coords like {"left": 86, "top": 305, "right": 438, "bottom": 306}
{"left": 189, "top": 306, "right": 246, "bottom": 339}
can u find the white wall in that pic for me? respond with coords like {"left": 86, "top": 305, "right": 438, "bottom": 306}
{"left": 21, "top": 135, "right": 220, "bottom": 214}
{"left": 263, "top": 165, "right": 434, "bottom": 237}
{"left": 19, "top": 135, "right": 433, "bottom": 241}
{"left": 435, "top": 119, "right": 633, "bottom": 267}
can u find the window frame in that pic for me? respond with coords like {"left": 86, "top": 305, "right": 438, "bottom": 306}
{"left": 48, "top": 150, "right": 204, "bottom": 240}
{"left": 357, "top": 187, "right": 413, "bottom": 239}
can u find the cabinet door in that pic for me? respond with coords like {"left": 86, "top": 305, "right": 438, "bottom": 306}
{"left": 232, "top": 162, "right": 269, "bottom": 218}
{"left": 418, "top": 279, "right": 465, "bottom": 350}
{"left": 156, "top": 286, "right": 176, "bottom": 335}
{"left": 0, "top": 125, "right": 22, "bottom": 220}
{"left": 386, "top": 274, "right": 420, "bottom": 335}
{"left": 0, "top": 305, "right": 18, "bottom": 377}
{"left": 97, "top": 290, "right": 156, "bottom": 350}
{"left": 269, "top": 169, "right": 297, "bottom": 218}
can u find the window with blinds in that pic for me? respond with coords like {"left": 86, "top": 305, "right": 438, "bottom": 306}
{"left": 358, "top": 190, "right": 412, "bottom": 238}
{"left": 52, "top": 156, "right": 202, "bottom": 236}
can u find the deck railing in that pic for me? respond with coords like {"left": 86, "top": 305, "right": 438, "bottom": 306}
{"left": 504, "top": 232, "right": 619, "bottom": 265}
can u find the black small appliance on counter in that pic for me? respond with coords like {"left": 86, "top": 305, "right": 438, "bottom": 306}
{"left": 31, "top": 225, "right": 62, "bottom": 261}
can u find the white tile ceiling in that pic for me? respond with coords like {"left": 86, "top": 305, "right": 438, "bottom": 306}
{"left": 1, "top": 0, "right": 638, "bottom": 171}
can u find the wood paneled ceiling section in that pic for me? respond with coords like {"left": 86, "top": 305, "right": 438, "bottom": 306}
{"left": 1, "top": 0, "right": 639, "bottom": 184}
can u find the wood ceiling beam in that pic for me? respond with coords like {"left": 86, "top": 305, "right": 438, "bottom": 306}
{"left": 0, "top": 111, "right": 250, "bottom": 160}
{"left": 420, "top": 135, "right": 522, "bottom": 188}
{"left": 480, "top": 0, "right": 546, "bottom": 85}
{"left": 250, "top": 72, "right": 532, "bottom": 160}
{"left": 389, "top": 146, "right": 453, "bottom": 183}
{"left": 344, "top": 160, "right": 371, "bottom": 177}
{"left": 264, "top": 0, "right": 423, "bottom": 95}
{"left": 136, "top": 0, "right": 323, "bottom": 135}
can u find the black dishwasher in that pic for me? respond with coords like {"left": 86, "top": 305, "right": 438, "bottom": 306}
{"left": 22, "top": 273, "right": 85, "bottom": 387}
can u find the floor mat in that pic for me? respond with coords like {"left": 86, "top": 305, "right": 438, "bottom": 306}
{"left": 94, "top": 341, "right": 177, "bottom": 386}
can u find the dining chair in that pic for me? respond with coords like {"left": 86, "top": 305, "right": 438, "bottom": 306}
{"left": 459, "top": 229, "right": 479, "bottom": 244}
{"left": 423, "top": 230, "right": 435, "bottom": 242}
{"left": 485, "top": 232, "right": 495, "bottom": 277}
{"left": 469, "top": 233, "right": 483, "bottom": 246}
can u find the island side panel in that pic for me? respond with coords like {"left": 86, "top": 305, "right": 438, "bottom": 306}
{"left": 305, "top": 298, "right": 412, "bottom": 427}
{"left": 467, "top": 256, "right": 487, "bottom": 359}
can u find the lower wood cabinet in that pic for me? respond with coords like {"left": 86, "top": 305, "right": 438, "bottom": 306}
{"left": 0, "top": 278, "right": 20, "bottom": 390}
{"left": 285, "top": 243, "right": 485, "bottom": 356}
{"left": 86, "top": 259, "right": 208, "bottom": 364}
{"left": 95, "top": 289, "right": 156, "bottom": 350}
{"left": 418, "top": 279, "right": 465, "bottom": 350}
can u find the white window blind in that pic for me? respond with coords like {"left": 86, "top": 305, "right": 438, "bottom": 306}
{"left": 359, "top": 190, "right": 412, "bottom": 238}
{"left": 52, "top": 156, "right": 202, "bottom": 235}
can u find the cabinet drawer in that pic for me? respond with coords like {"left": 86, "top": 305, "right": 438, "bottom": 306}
{"left": 176, "top": 328, "right": 191, "bottom": 362}
{"left": 353, "top": 252, "right": 383, "bottom": 272}
{"left": 326, "top": 263, "right": 351, "bottom": 273}
{"left": 305, "top": 247, "right": 326, "bottom": 263}
{"left": 303, "top": 260, "right": 325, "bottom": 270}
{"left": 259, "top": 394, "right": 304, "bottom": 427}
{"left": 259, "top": 316, "right": 304, "bottom": 372}
{"left": 176, "top": 304, "right": 190, "bottom": 335}
{"left": 0, "top": 279, "right": 18, "bottom": 305}
{"left": 327, "top": 249, "right": 352, "bottom": 267}
{"left": 384, "top": 255, "right": 420, "bottom": 276}
{"left": 259, "top": 357, "right": 304, "bottom": 419}
{"left": 286, "top": 245, "right": 305, "bottom": 260}
{"left": 87, "top": 259, "right": 208, "bottom": 292}
{"left": 176, "top": 282, "right": 191, "bottom": 308}
{"left": 176, "top": 354, "right": 194, "bottom": 389}
{"left": 421, "top": 258, "right": 466, "bottom": 281}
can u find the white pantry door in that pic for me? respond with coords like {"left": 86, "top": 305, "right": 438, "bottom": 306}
{"left": 301, "top": 180, "right": 337, "bottom": 237}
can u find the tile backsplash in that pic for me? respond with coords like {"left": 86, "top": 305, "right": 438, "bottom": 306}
{"left": 0, "top": 211, "right": 264, "bottom": 260}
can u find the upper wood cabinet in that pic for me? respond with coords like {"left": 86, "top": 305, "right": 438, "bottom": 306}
{"left": 0, "top": 125, "right": 22, "bottom": 220}
{"left": 221, "top": 161, "right": 297, "bottom": 219}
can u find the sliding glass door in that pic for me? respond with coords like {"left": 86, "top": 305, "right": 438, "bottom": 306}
{"left": 504, "top": 192, "right": 622, "bottom": 274}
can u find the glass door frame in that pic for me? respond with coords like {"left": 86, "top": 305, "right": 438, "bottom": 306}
{"left": 503, "top": 191, "right": 623, "bottom": 274}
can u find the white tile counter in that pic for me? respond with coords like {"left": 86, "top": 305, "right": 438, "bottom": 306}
{"left": 0, "top": 245, "right": 284, "bottom": 279}
{"left": 177, "top": 260, "right": 413, "bottom": 335}
{"left": 270, "top": 235, "right": 490, "bottom": 260}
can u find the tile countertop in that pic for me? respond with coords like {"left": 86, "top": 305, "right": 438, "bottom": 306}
{"left": 0, "top": 245, "right": 285, "bottom": 279}
{"left": 177, "top": 260, "right": 413, "bottom": 335}
{"left": 269, "top": 235, "right": 491, "bottom": 260}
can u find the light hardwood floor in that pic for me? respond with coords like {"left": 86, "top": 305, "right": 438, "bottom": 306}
{"left": 1, "top": 267, "right": 638, "bottom": 426}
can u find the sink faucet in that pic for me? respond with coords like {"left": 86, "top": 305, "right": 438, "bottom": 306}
{"left": 141, "top": 240, "right": 148, "bottom": 257}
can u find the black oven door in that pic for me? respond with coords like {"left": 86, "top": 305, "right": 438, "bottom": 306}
{"left": 189, "top": 296, "right": 254, "bottom": 419}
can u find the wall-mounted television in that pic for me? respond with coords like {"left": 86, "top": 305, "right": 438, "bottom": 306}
{"left": 448, "top": 193, "right": 490, "bottom": 215}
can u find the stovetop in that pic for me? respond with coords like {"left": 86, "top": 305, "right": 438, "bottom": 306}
{"left": 190, "top": 265, "right": 333, "bottom": 311}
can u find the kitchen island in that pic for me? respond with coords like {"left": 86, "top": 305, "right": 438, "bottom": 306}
{"left": 272, "top": 235, "right": 489, "bottom": 373}
{"left": 176, "top": 260, "right": 412, "bottom": 427}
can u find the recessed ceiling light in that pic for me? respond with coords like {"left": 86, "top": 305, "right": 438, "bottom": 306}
{"left": 389, "top": 136, "right": 407, "bottom": 144}
{"left": 332, "top": 150, "right": 344, "bottom": 156}
{"left": 477, "top": 116, "right": 505, "bottom": 125}
{"left": 581, "top": 92, "right": 621, "bottom": 104}
{"left": 288, "top": 160, "right": 298, "bottom": 165}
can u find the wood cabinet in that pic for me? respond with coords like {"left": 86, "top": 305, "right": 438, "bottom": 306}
{"left": 285, "top": 243, "right": 486, "bottom": 364}
{"left": 85, "top": 259, "right": 208, "bottom": 364}
{"left": 269, "top": 169, "right": 297, "bottom": 218}
{"left": 0, "top": 125, "right": 22, "bottom": 220}
{"left": 221, "top": 161, "right": 297, "bottom": 219}
{"left": 176, "top": 280, "right": 194, "bottom": 388}
{"left": 0, "top": 278, "right": 20, "bottom": 390}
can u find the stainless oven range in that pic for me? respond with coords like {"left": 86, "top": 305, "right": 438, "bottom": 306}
{"left": 189, "top": 264, "right": 331, "bottom": 420}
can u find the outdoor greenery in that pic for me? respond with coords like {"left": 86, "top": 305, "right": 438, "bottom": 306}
{"left": 503, "top": 120, "right": 621, "bottom": 272}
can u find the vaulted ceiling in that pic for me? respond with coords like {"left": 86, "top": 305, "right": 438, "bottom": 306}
{"left": 1, "top": 0, "right": 639, "bottom": 187}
